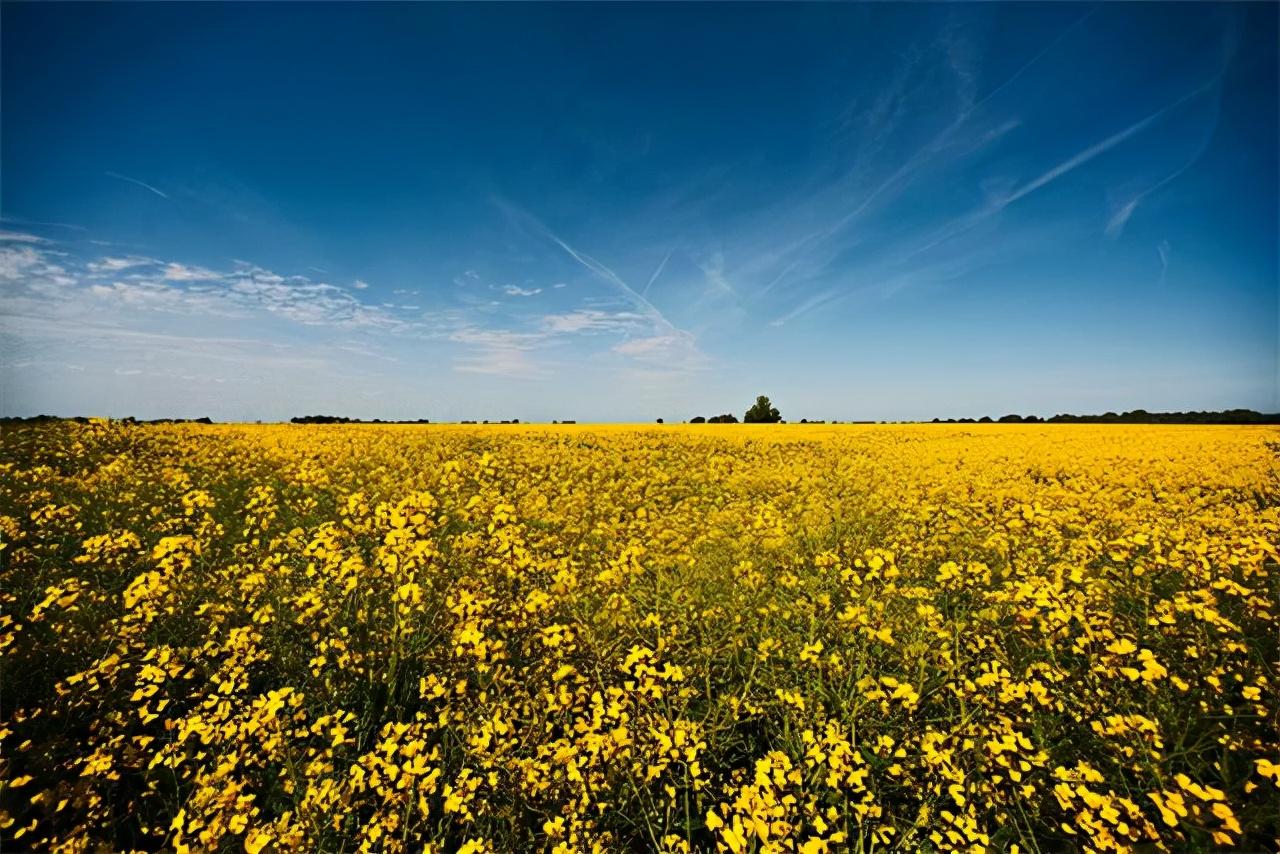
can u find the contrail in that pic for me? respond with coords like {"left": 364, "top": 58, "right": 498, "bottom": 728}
{"left": 106, "top": 171, "right": 169, "bottom": 199}
{"left": 1003, "top": 78, "right": 1217, "bottom": 207}
{"left": 757, "top": 7, "right": 1099, "bottom": 301}
{"left": 1106, "top": 84, "right": 1223, "bottom": 239}
{"left": 545, "top": 232, "right": 674, "bottom": 332}
{"left": 962, "top": 6, "right": 1099, "bottom": 119}
{"left": 780, "top": 73, "right": 1221, "bottom": 327}
{"left": 494, "top": 198, "right": 676, "bottom": 333}
{"left": 642, "top": 249, "right": 672, "bottom": 297}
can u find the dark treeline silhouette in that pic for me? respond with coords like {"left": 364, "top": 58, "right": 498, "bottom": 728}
{"left": 743, "top": 395, "right": 782, "bottom": 423}
{"left": 290, "top": 415, "right": 431, "bottom": 424}
{"left": 685, "top": 394, "right": 780, "bottom": 424}
{"left": 685, "top": 414, "right": 740, "bottom": 423}
{"left": 1, "top": 414, "right": 93, "bottom": 425}
{"left": 930, "top": 409, "right": 1280, "bottom": 425}
{"left": 0, "top": 415, "right": 214, "bottom": 425}
{"left": 7, "top": 408, "right": 1277, "bottom": 429}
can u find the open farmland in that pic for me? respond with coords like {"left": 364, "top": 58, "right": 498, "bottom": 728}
{"left": 1, "top": 422, "right": 1277, "bottom": 853}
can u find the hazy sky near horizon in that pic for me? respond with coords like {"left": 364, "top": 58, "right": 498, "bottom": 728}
{"left": 2, "top": 2, "right": 1276, "bottom": 422}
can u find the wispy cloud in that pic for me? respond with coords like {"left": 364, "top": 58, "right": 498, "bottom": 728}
{"left": 965, "top": 7, "right": 1099, "bottom": 118}
{"left": 0, "top": 230, "right": 49, "bottom": 244}
{"left": 225, "top": 265, "right": 407, "bottom": 329}
{"left": 86, "top": 278, "right": 244, "bottom": 317}
{"left": 1104, "top": 198, "right": 1143, "bottom": 241}
{"left": 747, "top": 9, "right": 1110, "bottom": 315}
{"left": 642, "top": 249, "right": 672, "bottom": 297}
{"left": 611, "top": 331, "right": 700, "bottom": 364}
{"left": 546, "top": 231, "right": 670, "bottom": 329}
{"left": 0, "top": 315, "right": 290, "bottom": 351}
{"left": 438, "top": 304, "right": 703, "bottom": 378}
{"left": 497, "top": 200, "right": 677, "bottom": 332}
{"left": 0, "top": 235, "right": 709, "bottom": 384}
{"left": 87, "top": 255, "right": 158, "bottom": 274}
{"left": 538, "top": 236, "right": 707, "bottom": 366}
{"left": 771, "top": 73, "right": 1227, "bottom": 328}
{"left": 755, "top": 109, "right": 1017, "bottom": 300}
{"left": 540, "top": 309, "right": 646, "bottom": 335}
{"left": 3, "top": 241, "right": 412, "bottom": 334}
{"left": 492, "top": 199, "right": 711, "bottom": 373}
{"left": 751, "top": 12, "right": 1086, "bottom": 304}
{"left": 1001, "top": 82, "right": 1216, "bottom": 209}
{"left": 336, "top": 341, "right": 399, "bottom": 362}
{"left": 447, "top": 326, "right": 546, "bottom": 377}
{"left": 501, "top": 284, "right": 542, "bottom": 297}
{"left": 163, "top": 262, "right": 222, "bottom": 281}
{"left": 105, "top": 171, "right": 169, "bottom": 200}
{"left": 769, "top": 286, "right": 843, "bottom": 327}
{"left": 0, "top": 245, "right": 75, "bottom": 290}
{"left": 1106, "top": 89, "right": 1223, "bottom": 239}
{"left": 699, "top": 251, "right": 737, "bottom": 298}
{"left": 452, "top": 348, "right": 542, "bottom": 377}
{"left": 0, "top": 215, "right": 87, "bottom": 232}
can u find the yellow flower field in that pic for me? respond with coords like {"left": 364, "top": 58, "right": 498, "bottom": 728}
{"left": 1, "top": 421, "right": 1277, "bottom": 853}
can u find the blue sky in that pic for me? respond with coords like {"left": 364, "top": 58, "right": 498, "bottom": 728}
{"left": 2, "top": 2, "right": 1276, "bottom": 422}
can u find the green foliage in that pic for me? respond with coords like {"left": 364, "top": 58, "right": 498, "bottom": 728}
{"left": 743, "top": 395, "right": 782, "bottom": 424}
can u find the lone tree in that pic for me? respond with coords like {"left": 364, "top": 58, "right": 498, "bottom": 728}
{"left": 744, "top": 395, "right": 782, "bottom": 423}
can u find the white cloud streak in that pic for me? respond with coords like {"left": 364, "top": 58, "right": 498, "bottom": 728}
{"left": 87, "top": 256, "right": 159, "bottom": 274}
{"left": 1106, "top": 89, "right": 1223, "bottom": 239}
{"left": 642, "top": 249, "right": 672, "bottom": 297}
{"left": 497, "top": 201, "right": 679, "bottom": 334}
{"left": 105, "top": 171, "right": 170, "bottom": 199}
{"left": 1005, "top": 77, "right": 1219, "bottom": 214}
{"left": 163, "top": 262, "right": 222, "bottom": 281}
{"left": 0, "top": 231, "right": 49, "bottom": 244}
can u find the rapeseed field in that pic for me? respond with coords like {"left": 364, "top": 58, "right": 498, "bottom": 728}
{"left": 1, "top": 421, "right": 1276, "bottom": 852}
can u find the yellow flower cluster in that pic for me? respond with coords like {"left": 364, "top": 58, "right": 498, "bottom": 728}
{"left": 1, "top": 421, "right": 1277, "bottom": 852}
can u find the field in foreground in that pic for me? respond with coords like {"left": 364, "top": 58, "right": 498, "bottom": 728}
{"left": 1, "top": 422, "right": 1277, "bottom": 853}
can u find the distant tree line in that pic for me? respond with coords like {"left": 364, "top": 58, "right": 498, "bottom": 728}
{"left": 0, "top": 415, "right": 214, "bottom": 425}
{"left": 682, "top": 395, "right": 780, "bottom": 424}
{"left": 290, "top": 415, "right": 432, "bottom": 424}
{"left": 7, "top": 406, "right": 1277, "bottom": 429}
{"left": 930, "top": 409, "right": 1280, "bottom": 425}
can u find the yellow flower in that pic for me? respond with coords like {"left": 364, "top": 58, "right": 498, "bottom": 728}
{"left": 244, "top": 829, "right": 273, "bottom": 853}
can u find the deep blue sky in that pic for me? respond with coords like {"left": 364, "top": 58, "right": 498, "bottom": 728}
{"left": 2, "top": 2, "right": 1276, "bottom": 421}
